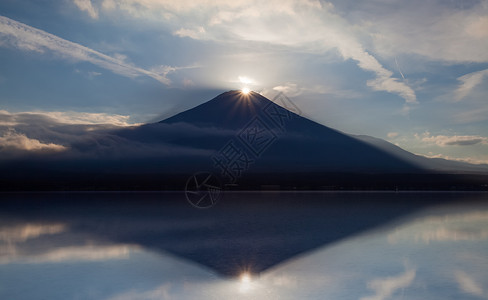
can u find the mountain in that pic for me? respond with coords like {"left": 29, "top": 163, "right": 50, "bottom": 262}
{"left": 1, "top": 90, "right": 487, "bottom": 190}
{"left": 353, "top": 134, "right": 488, "bottom": 173}
{"left": 157, "top": 90, "right": 421, "bottom": 173}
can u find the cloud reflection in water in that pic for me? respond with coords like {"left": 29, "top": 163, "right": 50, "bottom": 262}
{"left": 0, "top": 195, "right": 487, "bottom": 299}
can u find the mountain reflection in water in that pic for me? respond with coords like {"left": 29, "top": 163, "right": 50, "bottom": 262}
{"left": 0, "top": 192, "right": 487, "bottom": 299}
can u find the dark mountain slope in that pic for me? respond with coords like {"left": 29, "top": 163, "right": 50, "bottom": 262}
{"left": 1, "top": 90, "right": 487, "bottom": 190}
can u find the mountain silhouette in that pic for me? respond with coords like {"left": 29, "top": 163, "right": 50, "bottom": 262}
{"left": 157, "top": 90, "right": 420, "bottom": 174}
{"left": 0, "top": 90, "right": 487, "bottom": 191}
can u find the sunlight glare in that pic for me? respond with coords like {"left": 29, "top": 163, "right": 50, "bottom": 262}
{"left": 238, "top": 272, "right": 253, "bottom": 293}
{"left": 238, "top": 76, "right": 254, "bottom": 85}
{"left": 242, "top": 87, "right": 250, "bottom": 94}
{"left": 240, "top": 272, "right": 251, "bottom": 283}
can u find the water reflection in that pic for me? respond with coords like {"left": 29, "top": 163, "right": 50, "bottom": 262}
{"left": 388, "top": 209, "right": 488, "bottom": 243}
{"left": 0, "top": 223, "right": 136, "bottom": 264}
{"left": 261, "top": 204, "right": 488, "bottom": 299}
{"left": 0, "top": 192, "right": 486, "bottom": 299}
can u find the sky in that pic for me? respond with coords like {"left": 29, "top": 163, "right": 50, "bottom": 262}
{"left": 0, "top": 0, "right": 487, "bottom": 164}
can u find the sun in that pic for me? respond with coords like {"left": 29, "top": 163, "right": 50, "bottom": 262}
{"left": 238, "top": 272, "right": 253, "bottom": 293}
{"left": 241, "top": 87, "right": 250, "bottom": 94}
{"left": 240, "top": 272, "right": 251, "bottom": 283}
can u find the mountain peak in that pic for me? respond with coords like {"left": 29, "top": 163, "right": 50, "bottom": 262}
{"left": 206, "top": 90, "right": 271, "bottom": 106}
{"left": 160, "top": 90, "right": 280, "bottom": 129}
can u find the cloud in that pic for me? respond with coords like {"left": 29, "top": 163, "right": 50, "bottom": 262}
{"left": 418, "top": 132, "right": 488, "bottom": 147}
{"left": 0, "top": 109, "right": 229, "bottom": 159}
{"left": 106, "top": 284, "right": 174, "bottom": 300}
{"left": 455, "top": 271, "right": 485, "bottom": 298}
{"left": 174, "top": 26, "right": 206, "bottom": 39}
{"left": 273, "top": 83, "right": 301, "bottom": 97}
{"left": 466, "top": 15, "right": 488, "bottom": 38}
{"left": 339, "top": 43, "right": 417, "bottom": 104}
{"left": 238, "top": 76, "right": 255, "bottom": 85}
{"left": 388, "top": 211, "right": 488, "bottom": 244}
{"left": 77, "top": 0, "right": 417, "bottom": 105}
{"left": 0, "top": 223, "right": 67, "bottom": 244}
{"left": 387, "top": 132, "right": 399, "bottom": 139}
{"left": 0, "top": 110, "right": 136, "bottom": 126}
{"left": 73, "top": 0, "right": 99, "bottom": 19}
{"left": 20, "top": 245, "right": 132, "bottom": 263}
{"left": 455, "top": 68, "right": 488, "bottom": 101}
{"left": 360, "top": 266, "right": 416, "bottom": 300}
{"left": 455, "top": 105, "right": 488, "bottom": 123}
{"left": 0, "top": 223, "right": 66, "bottom": 263}
{"left": 182, "top": 78, "right": 195, "bottom": 87}
{"left": 365, "top": 1, "right": 488, "bottom": 63}
{"left": 37, "top": 111, "right": 133, "bottom": 126}
{"left": 419, "top": 153, "right": 488, "bottom": 165}
{"left": 0, "top": 129, "right": 67, "bottom": 153}
{"left": 0, "top": 110, "right": 134, "bottom": 157}
{"left": 417, "top": 225, "right": 488, "bottom": 243}
{"left": 0, "top": 222, "right": 136, "bottom": 264}
{"left": 269, "top": 82, "right": 361, "bottom": 100}
{"left": 0, "top": 15, "right": 178, "bottom": 85}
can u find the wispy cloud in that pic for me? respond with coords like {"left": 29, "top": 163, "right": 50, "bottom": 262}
{"left": 78, "top": 0, "right": 417, "bottom": 105}
{"left": 415, "top": 225, "right": 488, "bottom": 243}
{"left": 19, "top": 245, "right": 133, "bottom": 263}
{"left": 360, "top": 266, "right": 416, "bottom": 300}
{"left": 0, "top": 223, "right": 66, "bottom": 263}
{"left": 418, "top": 153, "right": 488, "bottom": 165}
{"left": 417, "top": 132, "right": 488, "bottom": 147}
{"left": 366, "top": 1, "right": 488, "bottom": 63}
{"left": 0, "top": 109, "right": 221, "bottom": 159}
{"left": 339, "top": 43, "right": 417, "bottom": 104}
{"left": 455, "top": 68, "right": 488, "bottom": 101}
{"left": 73, "top": 0, "right": 99, "bottom": 19}
{"left": 0, "top": 110, "right": 136, "bottom": 126}
{"left": 0, "top": 15, "right": 178, "bottom": 84}
{"left": 0, "top": 110, "right": 133, "bottom": 157}
{"left": 174, "top": 26, "right": 206, "bottom": 39}
{"left": 455, "top": 271, "right": 485, "bottom": 298}
{"left": 270, "top": 82, "right": 361, "bottom": 100}
{"left": 106, "top": 284, "right": 174, "bottom": 300}
{"left": 0, "top": 223, "right": 67, "bottom": 244}
{"left": 0, "top": 220, "right": 138, "bottom": 265}
{"left": 387, "top": 132, "right": 399, "bottom": 139}
{"left": 388, "top": 211, "right": 488, "bottom": 244}
{"left": 0, "top": 128, "right": 67, "bottom": 153}
{"left": 455, "top": 105, "right": 488, "bottom": 124}
{"left": 272, "top": 82, "right": 301, "bottom": 97}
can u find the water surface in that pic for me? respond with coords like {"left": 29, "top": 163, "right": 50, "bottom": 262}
{"left": 0, "top": 192, "right": 486, "bottom": 299}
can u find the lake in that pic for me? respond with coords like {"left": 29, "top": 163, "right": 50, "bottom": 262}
{"left": 0, "top": 192, "right": 487, "bottom": 299}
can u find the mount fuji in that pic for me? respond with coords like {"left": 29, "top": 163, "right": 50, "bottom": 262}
{"left": 1, "top": 90, "right": 487, "bottom": 190}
